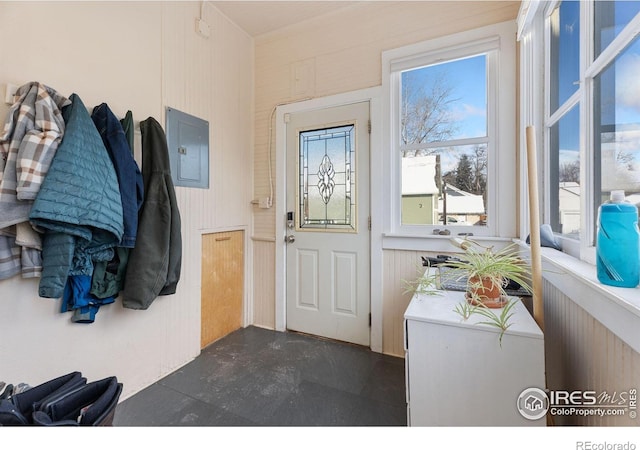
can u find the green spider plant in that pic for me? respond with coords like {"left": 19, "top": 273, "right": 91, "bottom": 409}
{"left": 445, "top": 239, "right": 533, "bottom": 304}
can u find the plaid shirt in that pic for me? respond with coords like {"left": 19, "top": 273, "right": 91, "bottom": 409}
{"left": 0, "top": 82, "right": 70, "bottom": 280}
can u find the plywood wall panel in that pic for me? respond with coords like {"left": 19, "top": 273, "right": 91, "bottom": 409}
{"left": 201, "top": 231, "right": 244, "bottom": 348}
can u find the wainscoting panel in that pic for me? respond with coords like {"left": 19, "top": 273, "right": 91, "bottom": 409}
{"left": 543, "top": 278, "right": 640, "bottom": 426}
{"left": 382, "top": 249, "right": 426, "bottom": 357}
{"left": 253, "top": 238, "right": 276, "bottom": 329}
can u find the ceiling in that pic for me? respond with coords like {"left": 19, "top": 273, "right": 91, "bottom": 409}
{"left": 210, "top": 1, "right": 362, "bottom": 37}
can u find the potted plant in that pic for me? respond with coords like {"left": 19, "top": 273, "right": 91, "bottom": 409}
{"left": 445, "top": 238, "right": 533, "bottom": 308}
{"left": 401, "top": 238, "right": 534, "bottom": 346}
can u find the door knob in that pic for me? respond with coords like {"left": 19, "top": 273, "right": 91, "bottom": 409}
{"left": 285, "top": 235, "right": 295, "bottom": 244}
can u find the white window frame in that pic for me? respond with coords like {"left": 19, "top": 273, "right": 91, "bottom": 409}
{"left": 381, "top": 21, "right": 517, "bottom": 252}
{"left": 532, "top": 1, "right": 640, "bottom": 264}
{"left": 518, "top": 1, "right": 640, "bottom": 353}
{"left": 543, "top": 0, "right": 587, "bottom": 260}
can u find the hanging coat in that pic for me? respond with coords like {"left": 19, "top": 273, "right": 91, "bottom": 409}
{"left": 122, "top": 117, "right": 182, "bottom": 310}
{"left": 91, "top": 103, "right": 143, "bottom": 248}
{"left": 89, "top": 107, "right": 142, "bottom": 301}
{"left": 29, "top": 93, "right": 123, "bottom": 300}
{"left": 0, "top": 81, "right": 70, "bottom": 279}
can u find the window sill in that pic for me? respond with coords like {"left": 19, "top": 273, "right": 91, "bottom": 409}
{"left": 382, "top": 233, "right": 513, "bottom": 252}
{"left": 525, "top": 243, "right": 640, "bottom": 353}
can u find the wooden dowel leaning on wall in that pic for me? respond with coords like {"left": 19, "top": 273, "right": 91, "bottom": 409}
{"left": 526, "top": 126, "right": 544, "bottom": 330}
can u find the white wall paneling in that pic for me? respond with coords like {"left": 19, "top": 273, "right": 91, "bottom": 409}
{"left": 0, "top": 1, "right": 253, "bottom": 400}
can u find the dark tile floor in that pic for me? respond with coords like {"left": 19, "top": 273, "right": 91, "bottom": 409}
{"left": 113, "top": 326, "right": 407, "bottom": 426}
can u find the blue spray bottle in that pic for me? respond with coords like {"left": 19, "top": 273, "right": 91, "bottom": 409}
{"left": 596, "top": 190, "right": 640, "bottom": 288}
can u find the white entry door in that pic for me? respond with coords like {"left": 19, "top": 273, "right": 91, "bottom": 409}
{"left": 285, "top": 101, "right": 370, "bottom": 346}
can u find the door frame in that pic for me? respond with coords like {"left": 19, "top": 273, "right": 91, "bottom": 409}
{"left": 274, "top": 86, "right": 383, "bottom": 352}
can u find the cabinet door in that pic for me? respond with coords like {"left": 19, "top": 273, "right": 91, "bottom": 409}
{"left": 201, "top": 231, "right": 244, "bottom": 348}
{"left": 406, "top": 317, "right": 545, "bottom": 426}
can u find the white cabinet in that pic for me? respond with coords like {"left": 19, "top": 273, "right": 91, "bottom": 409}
{"left": 404, "top": 287, "right": 545, "bottom": 426}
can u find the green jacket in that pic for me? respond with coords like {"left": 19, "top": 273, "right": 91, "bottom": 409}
{"left": 121, "top": 117, "right": 182, "bottom": 309}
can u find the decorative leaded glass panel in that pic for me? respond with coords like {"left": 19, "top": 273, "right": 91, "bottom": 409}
{"left": 298, "top": 124, "right": 356, "bottom": 231}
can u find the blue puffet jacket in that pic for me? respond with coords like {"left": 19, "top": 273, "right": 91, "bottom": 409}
{"left": 29, "top": 93, "right": 124, "bottom": 300}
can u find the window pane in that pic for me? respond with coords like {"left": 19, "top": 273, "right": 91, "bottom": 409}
{"left": 401, "top": 145, "right": 487, "bottom": 226}
{"left": 595, "top": 0, "right": 640, "bottom": 57}
{"left": 550, "top": 0, "right": 580, "bottom": 113}
{"left": 550, "top": 105, "right": 580, "bottom": 238}
{"left": 400, "top": 54, "right": 487, "bottom": 144}
{"left": 595, "top": 36, "right": 640, "bottom": 227}
{"left": 299, "top": 125, "right": 356, "bottom": 231}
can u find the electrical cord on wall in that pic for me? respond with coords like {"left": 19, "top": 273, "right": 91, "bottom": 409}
{"left": 263, "top": 97, "right": 313, "bottom": 209}
{"left": 267, "top": 105, "right": 277, "bottom": 208}
{"left": 199, "top": 0, "right": 205, "bottom": 21}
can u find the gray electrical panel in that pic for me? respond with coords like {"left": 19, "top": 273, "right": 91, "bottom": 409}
{"left": 165, "top": 107, "right": 209, "bottom": 189}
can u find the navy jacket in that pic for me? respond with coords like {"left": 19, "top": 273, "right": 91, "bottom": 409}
{"left": 91, "top": 103, "right": 143, "bottom": 248}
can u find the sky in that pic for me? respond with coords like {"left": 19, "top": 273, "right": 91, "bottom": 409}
{"left": 557, "top": 1, "right": 640, "bottom": 194}
{"left": 402, "top": 53, "right": 487, "bottom": 142}
{"left": 399, "top": 2, "right": 640, "bottom": 188}
{"left": 401, "top": 53, "right": 487, "bottom": 175}
{"left": 558, "top": 1, "right": 640, "bottom": 157}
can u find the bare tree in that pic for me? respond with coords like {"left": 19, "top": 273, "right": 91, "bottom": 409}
{"left": 401, "top": 71, "right": 459, "bottom": 148}
{"left": 617, "top": 151, "right": 635, "bottom": 171}
{"left": 559, "top": 160, "right": 580, "bottom": 183}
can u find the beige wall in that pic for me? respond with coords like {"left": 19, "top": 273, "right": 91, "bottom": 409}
{"left": 0, "top": 1, "right": 253, "bottom": 399}
{"left": 251, "top": 1, "right": 521, "bottom": 347}
{"left": 1, "top": 2, "right": 632, "bottom": 427}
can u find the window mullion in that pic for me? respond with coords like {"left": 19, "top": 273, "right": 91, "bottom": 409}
{"left": 585, "top": 10, "right": 640, "bottom": 79}
{"left": 543, "top": 4, "right": 553, "bottom": 234}
{"left": 399, "top": 136, "right": 490, "bottom": 153}
{"left": 546, "top": 90, "right": 580, "bottom": 128}
{"left": 580, "top": 0, "right": 596, "bottom": 262}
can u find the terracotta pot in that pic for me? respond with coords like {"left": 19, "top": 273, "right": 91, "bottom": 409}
{"left": 467, "top": 275, "right": 502, "bottom": 306}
